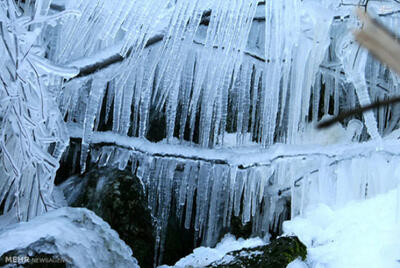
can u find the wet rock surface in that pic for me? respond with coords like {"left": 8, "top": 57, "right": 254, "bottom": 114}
{"left": 60, "top": 168, "right": 155, "bottom": 268}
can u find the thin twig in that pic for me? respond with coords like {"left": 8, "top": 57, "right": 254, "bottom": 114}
{"left": 318, "top": 96, "right": 400, "bottom": 128}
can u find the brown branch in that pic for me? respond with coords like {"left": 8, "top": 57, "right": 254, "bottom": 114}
{"left": 318, "top": 96, "right": 400, "bottom": 128}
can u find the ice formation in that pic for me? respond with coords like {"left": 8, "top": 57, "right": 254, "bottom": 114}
{"left": 68, "top": 126, "right": 400, "bottom": 264}
{"left": 0, "top": 0, "right": 78, "bottom": 222}
{"left": 3, "top": 0, "right": 400, "bottom": 265}
{"left": 57, "top": 0, "right": 400, "bottom": 156}
{"left": 62, "top": 0, "right": 400, "bottom": 259}
{"left": 0, "top": 207, "right": 139, "bottom": 267}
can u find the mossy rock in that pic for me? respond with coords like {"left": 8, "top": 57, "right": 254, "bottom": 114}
{"left": 61, "top": 168, "right": 155, "bottom": 268}
{"left": 208, "top": 236, "right": 306, "bottom": 268}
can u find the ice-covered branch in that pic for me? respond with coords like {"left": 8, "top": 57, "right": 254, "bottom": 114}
{"left": 70, "top": 34, "right": 164, "bottom": 78}
{"left": 66, "top": 7, "right": 266, "bottom": 80}
{"left": 68, "top": 123, "right": 400, "bottom": 170}
{"left": 65, "top": 5, "right": 400, "bottom": 82}
{"left": 67, "top": 37, "right": 265, "bottom": 79}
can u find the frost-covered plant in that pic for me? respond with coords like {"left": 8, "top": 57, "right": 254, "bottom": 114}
{"left": 0, "top": 0, "right": 79, "bottom": 222}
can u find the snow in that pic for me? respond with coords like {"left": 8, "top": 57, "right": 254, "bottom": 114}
{"left": 287, "top": 258, "right": 309, "bottom": 268}
{"left": 298, "top": 117, "right": 363, "bottom": 145}
{"left": 160, "top": 234, "right": 266, "bottom": 268}
{"left": 222, "top": 132, "right": 257, "bottom": 147}
{"left": 0, "top": 207, "right": 139, "bottom": 268}
{"left": 284, "top": 189, "right": 400, "bottom": 268}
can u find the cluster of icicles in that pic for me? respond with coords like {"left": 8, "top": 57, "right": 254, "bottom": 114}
{"left": 51, "top": 0, "right": 400, "bottom": 264}
{"left": 58, "top": 0, "right": 341, "bottom": 157}
{"left": 82, "top": 141, "right": 400, "bottom": 264}
{"left": 57, "top": 0, "right": 400, "bottom": 169}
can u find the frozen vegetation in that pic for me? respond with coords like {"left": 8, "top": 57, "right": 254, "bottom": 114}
{"left": 1, "top": 0, "right": 400, "bottom": 267}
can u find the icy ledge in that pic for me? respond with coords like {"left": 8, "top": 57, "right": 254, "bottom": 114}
{"left": 68, "top": 123, "right": 400, "bottom": 169}
{"left": 284, "top": 189, "right": 400, "bottom": 268}
{"left": 0, "top": 207, "right": 139, "bottom": 268}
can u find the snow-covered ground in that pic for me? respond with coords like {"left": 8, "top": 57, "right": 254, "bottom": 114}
{"left": 160, "top": 234, "right": 266, "bottom": 268}
{"left": 284, "top": 188, "right": 400, "bottom": 268}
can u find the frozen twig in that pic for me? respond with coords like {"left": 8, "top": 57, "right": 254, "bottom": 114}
{"left": 319, "top": 8, "right": 400, "bottom": 128}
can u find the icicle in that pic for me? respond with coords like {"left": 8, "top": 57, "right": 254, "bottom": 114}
{"left": 242, "top": 169, "right": 253, "bottom": 224}
{"left": 205, "top": 165, "right": 225, "bottom": 246}
{"left": 262, "top": 0, "right": 288, "bottom": 146}
{"left": 337, "top": 35, "right": 381, "bottom": 140}
{"left": 234, "top": 170, "right": 246, "bottom": 217}
{"left": 155, "top": 159, "right": 176, "bottom": 265}
{"left": 80, "top": 78, "right": 106, "bottom": 173}
{"left": 184, "top": 163, "right": 198, "bottom": 229}
{"left": 98, "top": 147, "right": 114, "bottom": 167}
{"left": 111, "top": 148, "right": 130, "bottom": 171}
{"left": 194, "top": 162, "right": 211, "bottom": 234}
{"left": 176, "top": 162, "right": 191, "bottom": 221}
{"left": 224, "top": 166, "right": 237, "bottom": 228}
{"left": 250, "top": 69, "right": 261, "bottom": 138}
{"left": 179, "top": 52, "right": 196, "bottom": 141}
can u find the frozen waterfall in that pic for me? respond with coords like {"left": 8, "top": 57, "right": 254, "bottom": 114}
{"left": 2, "top": 0, "right": 400, "bottom": 265}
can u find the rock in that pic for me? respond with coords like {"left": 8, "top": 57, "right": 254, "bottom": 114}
{"left": 229, "top": 216, "right": 253, "bottom": 240}
{"left": 55, "top": 139, "right": 81, "bottom": 185}
{"left": 0, "top": 207, "right": 138, "bottom": 268}
{"left": 208, "top": 236, "right": 307, "bottom": 268}
{"left": 161, "top": 199, "right": 197, "bottom": 266}
{"left": 59, "top": 168, "right": 155, "bottom": 268}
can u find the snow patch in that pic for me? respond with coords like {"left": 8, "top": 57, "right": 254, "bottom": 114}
{"left": 284, "top": 189, "right": 400, "bottom": 268}
{"left": 287, "top": 258, "right": 309, "bottom": 268}
{"left": 160, "top": 234, "right": 266, "bottom": 268}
